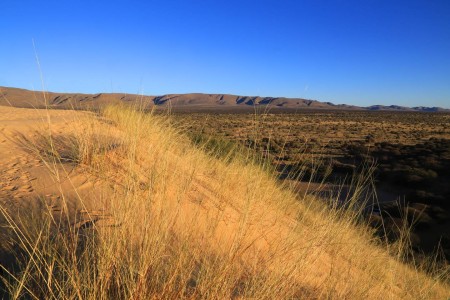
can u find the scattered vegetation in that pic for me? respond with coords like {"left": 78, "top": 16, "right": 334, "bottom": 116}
{"left": 174, "top": 111, "right": 450, "bottom": 261}
{"left": 0, "top": 107, "right": 449, "bottom": 298}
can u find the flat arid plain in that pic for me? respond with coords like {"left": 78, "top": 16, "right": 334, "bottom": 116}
{"left": 0, "top": 88, "right": 449, "bottom": 298}
{"left": 176, "top": 111, "right": 450, "bottom": 261}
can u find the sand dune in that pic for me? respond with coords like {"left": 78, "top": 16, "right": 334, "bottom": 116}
{"left": 0, "top": 106, "right": 448, "bottom": 299}
{"left": 0, "top": 107, "right": 112, "bottom": 229}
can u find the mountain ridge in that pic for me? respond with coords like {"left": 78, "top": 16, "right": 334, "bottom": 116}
{"left": 1, "top": 86, "right": 448, "bottom": 112}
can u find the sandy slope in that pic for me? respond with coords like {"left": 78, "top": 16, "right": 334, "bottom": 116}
{"left": 0, "top": 106, "right": 110, "bottom": 227}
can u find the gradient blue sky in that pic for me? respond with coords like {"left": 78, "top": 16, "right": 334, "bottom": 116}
{"left": 1, "top": 0, "right": 449, "bottom": 107}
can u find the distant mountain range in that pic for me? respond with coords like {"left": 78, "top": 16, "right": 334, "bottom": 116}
{"left": 366, "top": 105, "right": 449, "bottom": 112}
{"left": 1, "top": 86, "right": 448, "bottom": 112}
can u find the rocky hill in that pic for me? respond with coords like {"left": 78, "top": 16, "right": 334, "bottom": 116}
{"left": 1, "top": 86, "right": 448, "bottom": 112}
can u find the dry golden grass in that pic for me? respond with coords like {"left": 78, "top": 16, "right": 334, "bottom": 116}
{"left": 0, "top": 105, "right": 448, "bottom": 299}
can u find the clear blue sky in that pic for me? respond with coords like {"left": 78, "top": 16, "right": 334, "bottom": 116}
{"left": 1, "top": 0, "right": 449, "bottom": 108}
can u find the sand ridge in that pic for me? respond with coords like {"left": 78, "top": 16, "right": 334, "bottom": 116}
{"left": 0, "top": 106, "right": 112, "bottom": 227}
